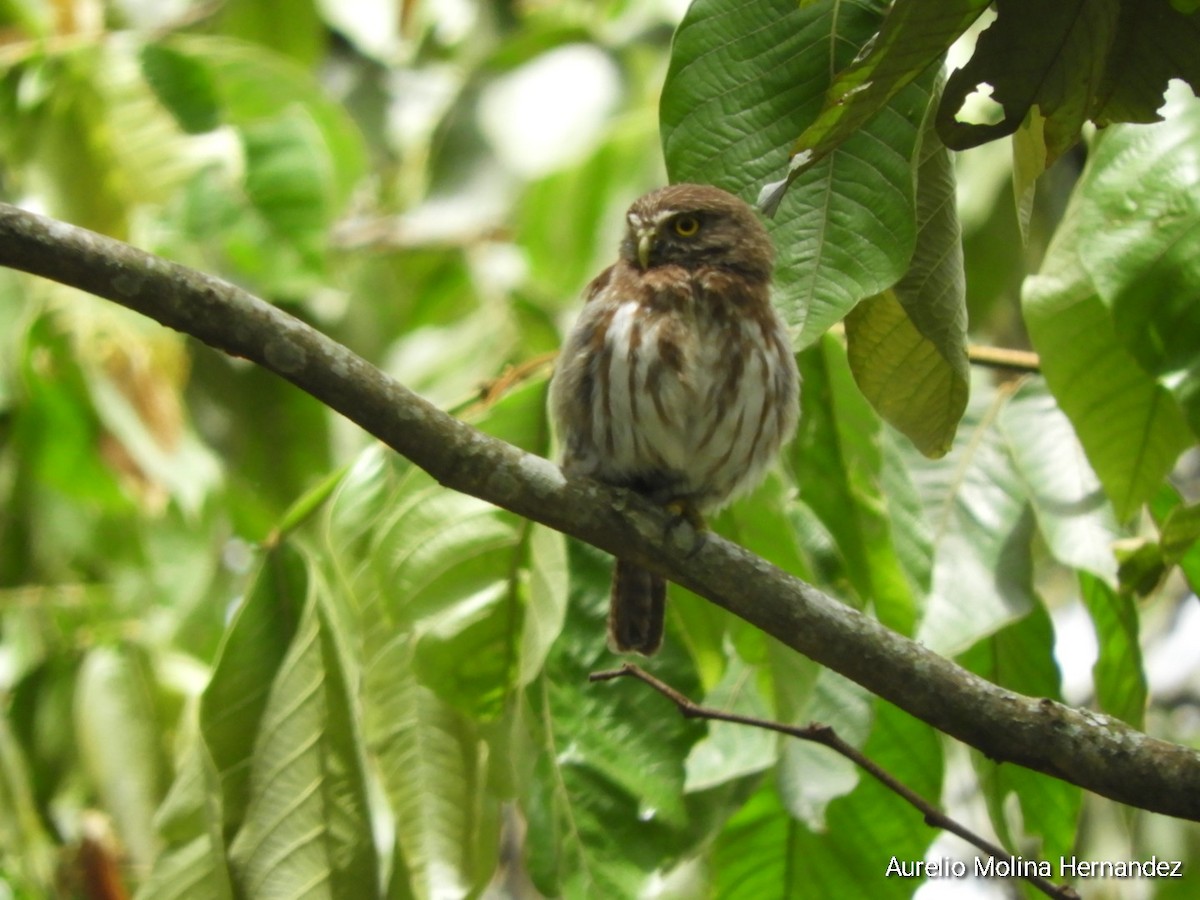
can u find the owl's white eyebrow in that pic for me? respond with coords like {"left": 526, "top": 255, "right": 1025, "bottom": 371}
{"left": 628, "top": 209, "right": 686, "bottom": 230}
{"left": 648, "top": 209, "right": 684, "bottom": 226}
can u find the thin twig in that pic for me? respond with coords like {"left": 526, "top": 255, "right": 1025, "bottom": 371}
{"left": 590, "top": 663, "right": 1081, "bottom": 900}
{"left": 968, "top": 343, "right": 1041, "bottom": 373}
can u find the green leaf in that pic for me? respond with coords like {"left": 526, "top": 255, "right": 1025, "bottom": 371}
{"left": 791, "top": 337, "right": 927, "bottom": 635}
{"left": 169, "top": 35, "right": 366, "bottom": 205}
{"left": 777, "top": 671, "right": 872, "bottom": 827}
{"left": 215, "top": 0, "right": 326, "bottom": 64}
{"left": 524, "top": 542, "right": 704, "bottom": 897}
{"left": 227, "top": 591, "right": 379, "bottom": 899}
{"left": 683, "top": 656, "right": 777, "bottom": 793}
{"left": 200, "top": 543, "right": 305, "bottom": 835}
{"left": 0, "top": 43, "right": 201, "bottom": 236}
{"left": 711, "top": 785, "right": 799, "bottom": 899}
{"left": 136, "top": 743, "right": 234, "bottom": 900}
{"left": 721, "top": 696, "right": 941, "bottom": 899}
{"left": 845, "top": 103, "right": 968, "bottom": 459}
{"left": 786, "top": 0, "right": 991, "bottom": 177}
{"left": 363, "top": 636, "right": 496, "bottom": 900}
{"left": 1079, "top": 573, "right": 1148, "bottom": 728}
{"left": 74, "top": 644, "right": 168, "bottom": 869}
{"left": 1074, "top": 87, "right": 1200, "bottom": 438}
{"left": 937, "top": 0, "right": 1200, "bottom": 166}
{"left": 240, "top": 107, "right": 336, "bottom": 264}
{"left": 960, "top": 605, "right": 1083, "bottom": 863}
{"left": 139, "top": 43, "right": 221, "bottom": 135}
{"left": 318, "top": 445, "right": 528, "bottom": 719}
{"left": 999, "top": 380, "right": 1121, "bottom": 584}
{"left": 937, "top": 0, "right": 1119, "bottom": 162}
{"left": 661, "top": 0, "right": 932, "bottom": 346}
{"left": 789, "top": 702, "right": 942, "bottom": 899}
{"left": 378, "top": 475, "right": 521, "bottom": 717}
{"left": 519, "top": 523, "right": 569, "bottom": 687}
{"left": 1023, "top": 173, "right": 1192, "bottom": 520}
{"left": 1150, "top": 486, "right": 1200, "bottom": 594}
{"left": 910, "top": 377, "right": 1033, "bottom": 653}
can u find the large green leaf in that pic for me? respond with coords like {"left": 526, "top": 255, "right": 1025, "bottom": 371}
{"left": 362, "top": 635, "right": 496, "bottom": 900}
{"left": 524, "top": 541, "right": 704, "bottom": 898}
{"left": 937, "top": 0, "right": 1200, "bottom": 166}
{"left": 226, "top": 590, "right": 379, "bottom": 899}
{"left": 788, "top": 701, "right": 942, "bottom": 899}
{"left": 999, "top": 380, "right": 1121, "bottom": 584}
{"left": 1023, "top": 171, "right": 1192, "bottom": 521}
{"left": 714, "top": 699, "right": 941, "bottom": 899}
{"left": 360, "top": 468, "right": 522, "bottom": 717}
{"left": 661, "top": 0, "right": 931, "bottom": 346}
{"left": 846, "top": 108, "right": 969, "bottom": 458}
{"left": 785, "top": 0, "right": 991, "bottom": 177}
{"left": 200, "top": 544, "right": 305, "bottom": 835}
{"left": 710, "top": 785, "right": 799, "bottom": 899}
{"left": 1073, "top": 87, "right": 1200, "bottom": 438}
{"left": 683, "top": 656, "right": 777, "bottom": 793}
{"left": 304, "top": 431, "right": 553, "bottom": 897}
{"left": 793, "top": 337, "right": 930, "bottom": 635}
{"left": 909, "top": 377, "right": 1033, "bottom": 654}
{"left": 136, "top": 743, "right": 233, "bottom": 900}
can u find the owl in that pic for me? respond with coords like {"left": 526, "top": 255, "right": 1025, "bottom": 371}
{"left": 550, "top": 183, "right": 799, "bottom": 654}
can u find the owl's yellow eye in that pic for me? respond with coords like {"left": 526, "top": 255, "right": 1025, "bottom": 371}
{"left": 673, "top": 215, "right": 701, "bottom": 237}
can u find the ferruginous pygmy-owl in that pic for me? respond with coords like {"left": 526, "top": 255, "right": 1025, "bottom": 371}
{"left": 549, "top": 183, "right": 800, "bottom": 655}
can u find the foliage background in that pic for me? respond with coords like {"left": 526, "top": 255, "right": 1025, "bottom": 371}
{"left": 1, "top": 1, "right": 1199, "bottom": 898}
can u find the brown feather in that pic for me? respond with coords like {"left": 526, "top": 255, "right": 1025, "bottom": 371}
{"left": 608, "top": 559, "right": 666, "bottom": 655}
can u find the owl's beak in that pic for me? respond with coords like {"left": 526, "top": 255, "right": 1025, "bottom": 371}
{"left": 635, "top": 227, "right": 655, "bottom": 269}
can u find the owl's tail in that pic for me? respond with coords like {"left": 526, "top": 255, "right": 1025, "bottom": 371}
{"left": 608, "top": 560, "right": 666, "bottom": 655}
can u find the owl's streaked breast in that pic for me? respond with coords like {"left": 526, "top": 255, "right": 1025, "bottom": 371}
{"left": 554, "top": 264, "right": 797, "bottom": 510}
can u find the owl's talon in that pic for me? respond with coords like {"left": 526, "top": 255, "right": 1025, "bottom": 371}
{"left": 664, "top": 499, "right": 705, "bottom": 530}
{"left": 664, "top": 499, "right": 708, "bottom": 557}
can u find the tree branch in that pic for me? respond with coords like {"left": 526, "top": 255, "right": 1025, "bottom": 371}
{"left": 3, "top": 202, "right": 1199, "bottom": 821}
{"left": 967, "top": 343, "right": 1040, "bottom": 373}
{"left": 590, "top": 664, "right": 1081, "bottom": 900}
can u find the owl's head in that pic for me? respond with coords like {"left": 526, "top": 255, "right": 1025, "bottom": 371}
{"left": 620, "top": 183, "right": 774, "bottom": 280}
